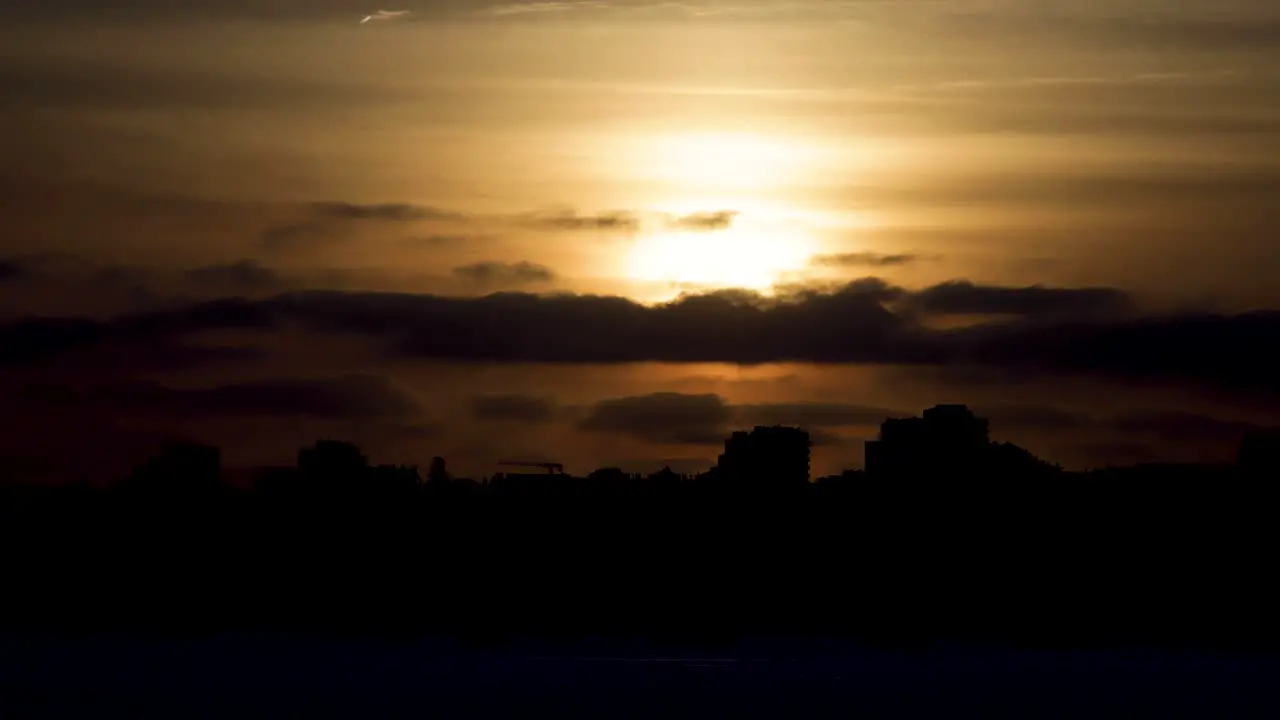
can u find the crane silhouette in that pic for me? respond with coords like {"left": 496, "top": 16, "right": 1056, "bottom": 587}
{"left": 498, "top": 460, "right": 565, "bottom": 475}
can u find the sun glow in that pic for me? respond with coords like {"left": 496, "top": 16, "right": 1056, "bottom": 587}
{"left": 626, "top": 227, "right": 813, "bottom": 291}
{"left": 629, "top": 131, "right": 816, "bottom": 191}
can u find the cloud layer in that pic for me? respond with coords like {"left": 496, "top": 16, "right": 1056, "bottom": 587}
{"left": 4, "top": 278, "right": 1276, "bottom": 396}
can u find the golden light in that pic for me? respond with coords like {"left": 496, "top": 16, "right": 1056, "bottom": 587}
{"left": 626, "top": 226, "right": 814, "bottom": 292}
{"left": 608, "top": 130, "right": 829, "bottom": 294}
{"left": 632, "top": 131, "right": 813, "bottom": 191}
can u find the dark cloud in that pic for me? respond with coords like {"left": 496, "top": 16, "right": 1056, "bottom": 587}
{"left": 184, "top": 260, "right": 281, "bottom": 291}
{"left": 260, "top": 223, "right": 334, "bottom": 252}
{"left": 0, "top": 259, "right": 25, "bottom": 282}
{"left": 959, "top": 311, "right": 1280, "bottom": 394}
{"left": 976, "top": 404, "right": 1090, "bottom": 430}
{"left": 904, "top": 280, "right": 1133, "bottom": 318}
{"left": 453, "top": 261, "right": 555, "bottom": 287}
{"left": 409, "top": 235, "right": 470, "bottom": 247}
{"left": 774, "top": 277, "right": 906, "bottom": 304}
{"left": 811, "top": 252, "right": 921, "bottom": 268}
{"left": 310, "top": 202, "right": 460, "bottom": 223}
{"left": 5, "top": 280, "right": 1280, "bottom": 396}
{"left": 0, "top": 317, "right": 103, "bottom": 366}
{"left": 1111, "top": 410, "right": 1269, "bottom": 444}
{"left": 471, "top": 394, "right": 558, "bottom": 423}
{"left": 664, "top": 211, "right": 738, "bottom": 232}
{"left": 0, "top": 297, "right": 269, "bottom": 367}
{"left": 736, "top": 403, "right": 899, "bottom": 429}
{"left": 524, "top": 209, "right": 641, "bottom": 232}
{"left": 1069, "top": 440, "right": 1161, "bottom": 468}
{"left": 15, "top": 374, "right": 419, "bottom": 420}
{"left": 577, "top": 392, "right": 733, "bottom": 445}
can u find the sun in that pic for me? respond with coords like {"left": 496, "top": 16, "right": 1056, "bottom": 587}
{"left": 625, "top": 226, "right": 813, "bottom": 292}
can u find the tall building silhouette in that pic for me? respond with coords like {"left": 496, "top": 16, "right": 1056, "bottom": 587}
{"left": 129, "top": 441, "right": 222, "bottom": 493}
{"left": 716, "top": 425, "right": 811, "bottom": 487}
{"left": 865, "top": 404, "right": 990, "bottom": 478}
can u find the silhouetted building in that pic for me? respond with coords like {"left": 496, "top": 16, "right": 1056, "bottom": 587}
{"left": 648, "top": 466, "right": 682, "bottom": 486}
{"left": 924, "top": 404, "right": 990, "bottom": 446}
{"left": 428, "top": 456, "right": 449, "bottom": 483}
{"left": 588, "top": 467, "right": 631, "bottom": 484}
{"left": 298, "top": 440, "right": 368, "bottom": 484}
{"left": 128, "top": 441, "right": 221, "bottom": 493}
{"left": 254, "top": 465, "right": 302, "bottom": 496}
{"left": 716, "top": 425, "right": 811, "bottom": 487}
{"left": 373, "top": 464, "right": 422, "bottom": 486}
{"left": 865, "top": 405, "right": 990, "bottom": 478}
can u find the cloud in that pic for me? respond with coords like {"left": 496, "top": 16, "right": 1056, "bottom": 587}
{"left": 260, "top": 223, "right": 338, "bottom": 253}
{"left": 184, "top": 260, "right": 281, "bottom": 291}
{"left": 577, "top": 395, "right": 894, "bottom": 447}
{"left": 0, "top": 318, "right": 105, "bottom": 366}
{"left": 663, "top": 211, "right": 738, "bottom": 232}
{"left": 577, "top": 392, "right": 733, "bottom": 444}
{"left": 0, "top": 259, "right": 26, "bottom": 282}
{"left": 736, "top": 403, "right": 899, "bottom": 429}
{"left": 310, "top": 202, "right": 460, "bottom": 222}
{"left": 523, "top": 209, "right": 641, "bottom": 232}
{"left": 904, "top": 281, "right": 1133, "bottom": 319}
{"left": 408, "top": 235, "right": 471, "bottom": 247}
{"left": 453, "top": 261, "right": 556, "bottom": 287}
{"left": 15, "top": 374, "right": 419, "bottom": 419}
{"left": 484, "top": 1, "right": 610, "bottom": 16}
{"left": 975, "top": 404, "right": 1090, "bottom": 430}
{"left": 5, "top": 280, "right": 1280, "bottom": 396}
{"left": 811, "top": 252, "right": 921, "bottom": 268}
{"left": 258, "top": 202, "right": 467, "bottom": 252}
{"left": 471, "top": 394, "right": 558, "bottom": 423}
{"left": 1070, "top": 440, "right": 1160, "bottom": 467}
{"left": 1111, "top": 410, "right": 1270, "bottom": 444}
{"left": 360, "top": 9, "right": 411, "bottom": 24}
{"left": 0, "top": 297, "right": 269, "bottom": 367}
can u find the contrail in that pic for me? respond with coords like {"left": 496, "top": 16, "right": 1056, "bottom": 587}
{"left": 360, "top": 9, "right": 411, "bottom": 24}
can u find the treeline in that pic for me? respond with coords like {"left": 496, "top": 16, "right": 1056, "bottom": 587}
{"left": 1, "top": 455, "right": 1277, "bottom": 652}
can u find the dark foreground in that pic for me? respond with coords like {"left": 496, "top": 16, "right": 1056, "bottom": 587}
{"left": 7, "top": 474, "right": 1280, "bottom": 651}
{"left": 3, "top": 634, "right": 1279, "bottom": 719}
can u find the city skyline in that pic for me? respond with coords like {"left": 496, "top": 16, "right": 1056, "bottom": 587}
{"left": 2, "top": 1, "right": 1278, "bottom": 482}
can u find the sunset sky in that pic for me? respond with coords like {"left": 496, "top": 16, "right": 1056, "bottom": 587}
{"left": 1, "top": 0, "right": 1278, "bottom": 481}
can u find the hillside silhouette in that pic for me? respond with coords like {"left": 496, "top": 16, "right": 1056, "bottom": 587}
{"left": 3, "top": 404, "right": 1278, "bottom": 652}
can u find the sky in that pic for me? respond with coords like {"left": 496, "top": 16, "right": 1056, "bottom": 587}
{"left": 1, "top": 0, "right": 1278, "bottom": 482}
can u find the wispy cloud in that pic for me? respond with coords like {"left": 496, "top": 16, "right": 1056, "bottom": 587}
{"left": 663, "top": 211, "right": 738, "bottom": 232}
{"left": 811, "top": 252, "right": 923, "bottom": 268}
{"left": 311, "top": 202, "right": 460, "bottom": 222}
{"left": 894, "top": 70, "right": 1242, "bottom": 95}
{"left": 485, "top": 2, "right": 610, "bottom": 16}
{"left": 360, "top": 9, "right": 411, "bottom": 24}
{"left": 479, "top": 0, "right": 952, "bottom": 20}
{"left": 522, "top": 209, "right": 641, "bottom": 232}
